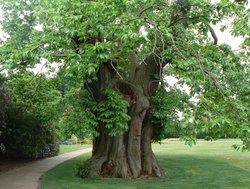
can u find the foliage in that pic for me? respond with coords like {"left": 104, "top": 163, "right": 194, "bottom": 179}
{"left": 5, "top": 71, "right": 62, "bottom": 124}
{"left": 150, "top": 86, "right": 190, "bottom": 142}
{"left": 0, "top": 0, "right": 249, "bottom": 150}
{"left": 98, "top": 88, "right": 130, "bottom": 136}
{"left": 81, "top": 138, "right": 92, "bottom": 145}
{"left": 0, "top": 72, "right": 61, "bottom": 160}
{"left": 75, "top": 162, "right": 89, "bottom": 178}
{"left": 57, "top": 87, "right": 98, "bottom": 140}
{"left": 167, "top": 42, "right": 250, "bottom": 148}
{"left": 58, "top": 87, "right": 130, "bottom": 138}
{"left": 1, "top": 106, "right": 59, "bottom": 160}
{"left": 70, "top": 134, "right": 78, "bottom": 144}
{"left": 0, "top": 76, "right": 10, "bottom": 138}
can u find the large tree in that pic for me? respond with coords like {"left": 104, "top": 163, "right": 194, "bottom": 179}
{"left": 0, "top": 0, "right": 249, "bottom": 178}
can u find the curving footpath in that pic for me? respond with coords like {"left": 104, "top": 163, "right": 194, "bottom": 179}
{"left": 0, "top": 148, "right": 92, "bottom": 189}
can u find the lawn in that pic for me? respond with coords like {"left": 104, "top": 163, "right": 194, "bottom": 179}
{"left": 59, "top": 144, "right": 91, "bottom": 154}
{"left": 41, "top": 140, "right": 250, "bottom": 189}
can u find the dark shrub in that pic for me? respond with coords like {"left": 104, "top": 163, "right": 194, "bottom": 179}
{"left": 75, "top": 161, "right": 88, "bottom": 178}
{"left": 1, "top": 106, "right": 59, "bottom": 160}
{"left": 0, "top": 81, "right": 10, "bottom": 152}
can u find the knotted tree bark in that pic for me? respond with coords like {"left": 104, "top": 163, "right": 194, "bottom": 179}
{"left": 78, "top": 0, "right": 192, "bottom": 178}
{"left": 85, "top": 54, "right": 164, "bottom": 178}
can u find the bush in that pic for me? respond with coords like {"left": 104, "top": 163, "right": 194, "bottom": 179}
{"left": 81, "top": 138, "right": 92, "bottom": 145}
{"left": 0, "top": 73, "right": 60, "bottom": 160}
{"left": 0, "top": 106, "right": 59, "bottom": 160}
{"left": 0, "top": 84, "right": 10, "bottom": 128}
{"left": 75, "top": 162, "right": 88, "bottom": 178}
{"left": 0, "top": 82, "right": 10, "bottom": 152}
{"left": 70, "top": 134, "right": 78, "bottom": 144}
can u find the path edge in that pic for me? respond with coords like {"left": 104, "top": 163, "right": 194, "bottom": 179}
{"left": 37, "top": 148, "right": 92, "bottom": 189}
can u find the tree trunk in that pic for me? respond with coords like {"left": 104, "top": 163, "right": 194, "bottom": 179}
{"left": 85, "top": 55, "right": 163, "bottom": 178}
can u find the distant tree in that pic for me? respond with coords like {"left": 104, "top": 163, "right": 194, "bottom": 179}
{"left": 0, "top": 0, "right": 249, "bottom": 178}
{"left": 5, "top": 72, "right": 62, "bottom": 124}
{"left": 57, "top": 87, "right": 99, "bottom": 141}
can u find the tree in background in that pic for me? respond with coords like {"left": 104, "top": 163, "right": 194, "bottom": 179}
{"left": 0, "top": 0, "right": 249, "bottom": 178}
{"left": 57, "top": 86, "right": 99, "bottom": 141}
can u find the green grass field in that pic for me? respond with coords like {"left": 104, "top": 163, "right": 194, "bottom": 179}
{"left": 41, "top": 140, "right": 250, "bottom": 189}
{"left": 59, "top": 144, "right": 91, "bottom": 154}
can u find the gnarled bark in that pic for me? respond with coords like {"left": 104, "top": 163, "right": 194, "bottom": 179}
{"left": 85, "top": 54, "right": 163, "bottom": 178}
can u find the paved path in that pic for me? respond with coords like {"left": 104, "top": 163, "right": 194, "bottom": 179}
{"left": 0, "top": 148, "right": 92, "bottom": 189}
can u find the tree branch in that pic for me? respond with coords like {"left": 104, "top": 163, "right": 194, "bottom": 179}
{"left": 52, "top": 53, "right": 67, "bottom": 57}
{"left": 168, "top": 15, "right": 211, "bottom": 28}
{"left": 138, "top": 4, "right": 155, "bottom": 17}
{"left": 207, "top": 24, "right": 218, "bottom": 45}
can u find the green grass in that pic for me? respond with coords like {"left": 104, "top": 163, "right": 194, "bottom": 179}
{"left": 59, "top": 144, "right": 91, "bottom": 154}
{"left": 41, "top": 140, "right": 250, "bottom": 189}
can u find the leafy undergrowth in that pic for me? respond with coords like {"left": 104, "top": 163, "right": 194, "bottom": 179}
{"left": 59, "top": 144, "right": 91, "bottom": 154}
{"left": 41, "top": 140, "right": 250, "bottom": 189}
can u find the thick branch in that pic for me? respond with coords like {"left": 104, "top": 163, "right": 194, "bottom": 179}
{"left": 208, "top": 24, "right": 218, "bottom": 45}
{"left": 138, "top": 4, "right": 155, "bottom": 16}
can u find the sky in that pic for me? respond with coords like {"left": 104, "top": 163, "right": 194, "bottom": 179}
{"left": 0, "top": 7, "right": 7, "bottom": 41}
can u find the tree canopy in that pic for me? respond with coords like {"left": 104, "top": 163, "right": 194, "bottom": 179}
{"left": 0, "top": 0, "right": 249, "bottom": 178}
